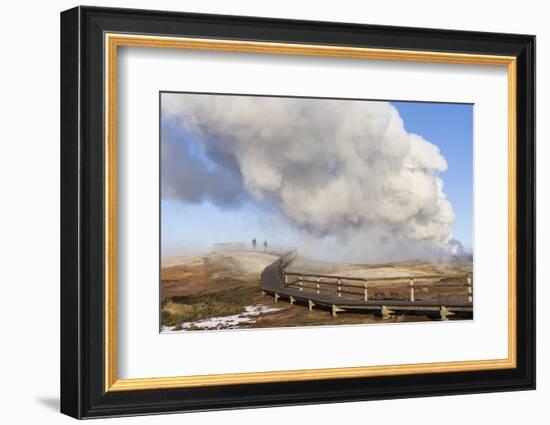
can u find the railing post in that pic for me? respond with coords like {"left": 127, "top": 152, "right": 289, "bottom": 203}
{"left": 364, "top": 281, "right": 368, "bottom": 301}
{"left": 316, "top": 277, "right": 320, "bottom": 294}
{"left": 409, "top": 278, "right": 415, "bottom": 302}
{"left": 337, "top": 278, "right": 342, "bottom": 297}
{"left": 467, "top": 276, "right": 473, "bottom": 302}
{"left": 299, "top": 275, "right": 303, "bottom": 291}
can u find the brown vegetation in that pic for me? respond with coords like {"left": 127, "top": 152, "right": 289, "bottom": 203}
{"left": 161, "top": 252, "right": 472, "bottom": 331}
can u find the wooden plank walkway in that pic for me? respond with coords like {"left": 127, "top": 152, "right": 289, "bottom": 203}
{"left": 260, "top": 253, "right": 473, "bottom": 320}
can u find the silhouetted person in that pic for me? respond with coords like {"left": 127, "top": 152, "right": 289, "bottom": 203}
{"left": 263, "top": 240, "right": 268, "bottom": 252}
{"left": 252, "top": 238, "right": 257, "bottom": 250}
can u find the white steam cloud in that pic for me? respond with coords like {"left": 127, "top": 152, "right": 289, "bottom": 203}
{"left": 162, "top": 93, "right": 458, "bottom": 261}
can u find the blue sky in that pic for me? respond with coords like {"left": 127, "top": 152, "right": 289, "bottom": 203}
{"left": 391, "top": 101, "right": 473, "bottom": 250}
{"left": 161, "top": 97, "right": 473, "bottom": 258}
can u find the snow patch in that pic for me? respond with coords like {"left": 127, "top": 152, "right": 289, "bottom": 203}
{"left": 162, "top": 304, "right": 283, "bottom": 332}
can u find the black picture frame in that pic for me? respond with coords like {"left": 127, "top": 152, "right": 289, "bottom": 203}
{"left": 61, "top": 5, "right": 535, "bottom": 419}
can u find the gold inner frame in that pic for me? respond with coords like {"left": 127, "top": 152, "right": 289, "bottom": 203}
{"left": 104, "top": 33, "right": 517, "bottom": 392}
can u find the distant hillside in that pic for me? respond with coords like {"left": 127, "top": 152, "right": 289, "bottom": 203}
{"left": 161, "top": 251, "right": 278, "bottom": 298}
{"left": 286, "top": 255, "right": 472, "bottom": 279}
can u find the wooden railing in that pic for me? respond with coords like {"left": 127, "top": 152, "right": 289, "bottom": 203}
{"left": 283, "top": 271, "right": 473, "bottom": 303}
{"left": 215, "top": 241, "right": 472, "bottom": 305}
{"left": 276, "top": 250, "right": 298, "bottom": 281}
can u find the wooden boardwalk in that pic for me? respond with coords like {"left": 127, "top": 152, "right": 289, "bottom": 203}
{"left": 259, "top": 250, "right": 473, "bottom": 320}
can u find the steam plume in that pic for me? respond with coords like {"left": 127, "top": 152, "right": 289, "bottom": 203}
{"left": 162, "top": 93, "right": 457, "bottom": 259}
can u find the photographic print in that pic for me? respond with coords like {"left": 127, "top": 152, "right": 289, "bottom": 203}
{"left": 160, "top": 92, "right": 473, "bottom": 332}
